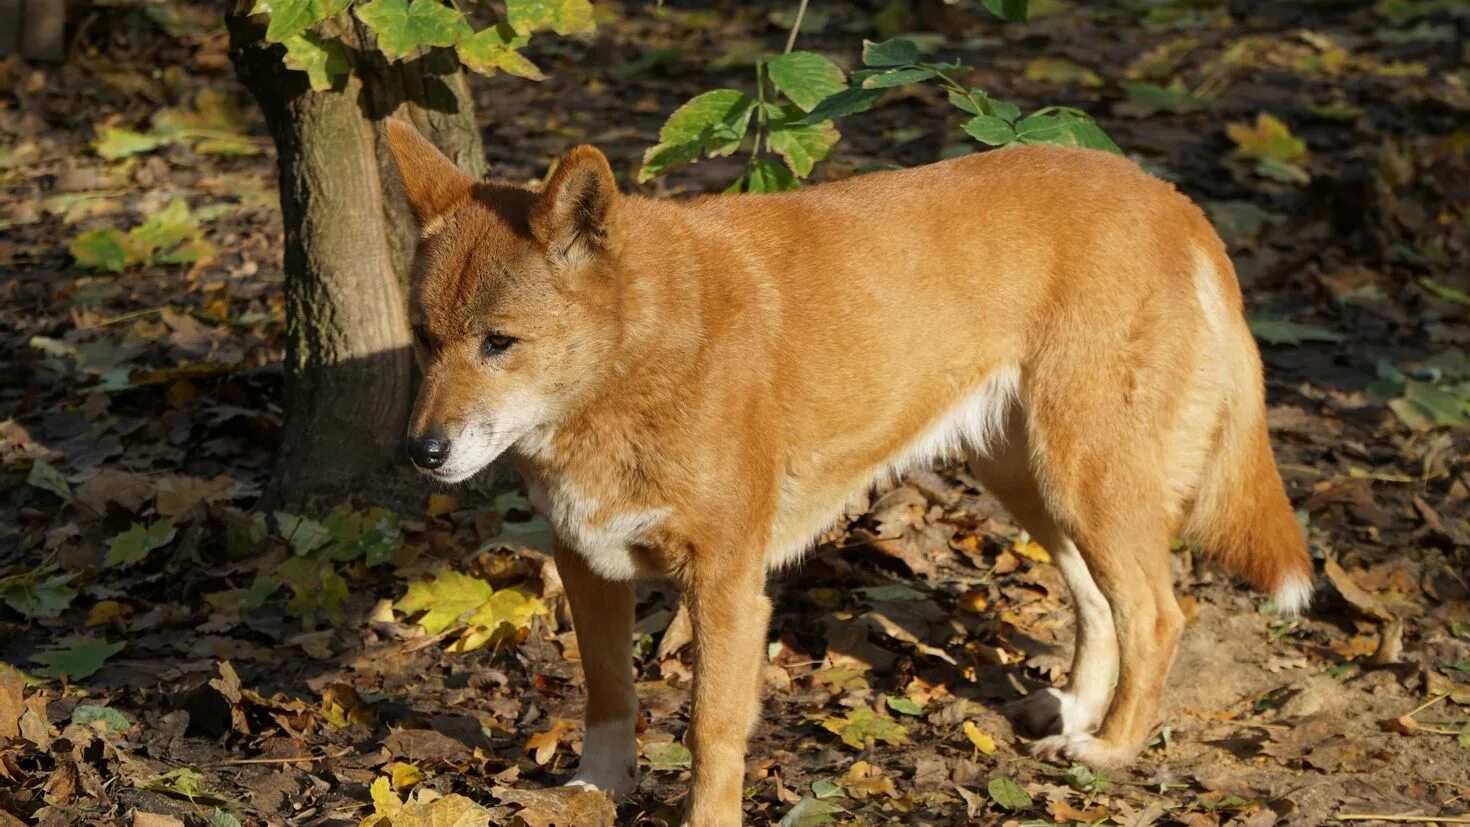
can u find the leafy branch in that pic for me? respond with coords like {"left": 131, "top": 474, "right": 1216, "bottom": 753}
{"left": 640, "top": 1, "right": 1120, "bottom": 193}
{"left": 249, "top": 0, "right": 595, "bottom": 90}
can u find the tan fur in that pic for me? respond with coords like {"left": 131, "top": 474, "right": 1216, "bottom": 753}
{"left": 384, "top": 119, "right": 1314, "bottom": 826}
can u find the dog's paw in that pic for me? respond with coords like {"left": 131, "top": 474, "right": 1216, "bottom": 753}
{"left": 565, "top": 765, "right": 639, "bottom": 798}
{"left": 1010, "top": 688, "right": 1100, "bottom": 738}
{"left": 1029, "top": 733, "right": 1137, "bottom": 769}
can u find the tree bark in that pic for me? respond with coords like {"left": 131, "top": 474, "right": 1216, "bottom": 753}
{"left": 226, "top": 5, "right": 484, "bottom": 504}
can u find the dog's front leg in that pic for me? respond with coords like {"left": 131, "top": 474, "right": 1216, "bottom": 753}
{"left": 682, "top": 553, "right": 772, "bottom": 827}
{"left": 555, "top": 543, "right": 640, "bottom": 796}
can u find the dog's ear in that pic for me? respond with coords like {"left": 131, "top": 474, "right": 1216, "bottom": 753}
{"left": 531, "top": 145, "right": 618, "bottom": 266}
{"left": 384, "top": 118, "right": 475, "bottom": 231}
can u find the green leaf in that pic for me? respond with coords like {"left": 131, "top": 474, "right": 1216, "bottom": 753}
{"left": 779, "top": 797, "right": 845, "bottom": 827}
{"left": 746, "top": 157, "right": 801, "bottom": 193}
{"left": 1122, "top": 81, "right": 1210, "bottom": 117}
{"left": 31, "top": 635, "right": 125, "bottom": 681}
{"left": 796, "top": 87, "right": 885, "bottom": 126}
{"left": 105, "top": 519, "right": 178, "bottom": 567}
{"left": 982, "top": 0, "right": 1029, "bottom": 21}
{"left": 1247, "top": 317, "right": 1345, "bottom": 346}
{"left": 1390, "top": 381, "right": 1470, "bottom": 431}
{"left": 356, "top": 0, "right": 469, "bottom": 60}
{"left": 254, "top": 0, "right": 351, "bottom": 42}
{"left": 275, "top": 511, "right": 332, "bottom": 556}
{"left": 862, "top": 38, "right": 919, "bottom": 68}
{"left": 141, "top": 767, "right": 231, "bottom": 805}
{"left": 281, "top": 31, "right": 349, "bottom": 91}
{"left": 274, "top": 557, "right": 349, "bottom": 628}
{"left": 489, "top": 516, "right": 554, "bottom": 554}
{"left": 457, "top": 23, "right": 544, "bottom": 80}
{"left": 26, "top": 458, "right": 70, "bottom": 499}
{"left": 885, "top": 695, "right": 922, "bottom": 716}
{"left": 1013, "top": 113, "right": 1066, "bottom": 144}
{"left": 132, "top": 198, "right": 199, "bottom": 256}
{"left": 963, "top": 115, "right": 1016, "bottom": 146}
{"left": 639, "top": 90, "right": 757, "bottom": 182}
{"left": 208, "top": 810, "right": 244, "bottom": 827}
{"left": 1418, "top": 276, "right": 1470, "bottom": 306}
{"left": 767, "top": 112, "right": 840, "bottom": 178}
{"left": 395, "top": 570, "right": 495, "bottom": 635}
{"left": 766, "top": 51, "right": 847, "bottom": 113}
{"left": 820, "top": 707, "right": 908, "bottom": 749}
{"left": 72, "top": 704, "right": 133, "bottom": 732}
{"left": 69, "top": 228, "right": 133, "bottom": 273}
{"left": 1054, "top": 115, "right": 1122, "bottom": 153}
{"left": 986, "top": 777, "right": 1034, "bottom": 811}
{"left": 861, "top": 67, "right": 937, "bottom": 88}
{"left": 94, "top": 127, "right": 170, "bottom": 160}
{"left": 506, "top": 0, "right": 595, "bottom": 36}
{"left": 0, "top": 569, "right": 77, "bottom": 619}
{"left": 643, "top": 740, "right": 692, "bottom": 771}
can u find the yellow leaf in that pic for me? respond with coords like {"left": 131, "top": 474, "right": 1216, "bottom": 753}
{"left": 838, "top": 760, "right": 898, "bottom": 800}
{"left": 426, "top": 493, "right": 458, "bottom": 518}
{"left": 395, "top": 570, "right": 494, "bottom": 635}
{"left": 452, "top": 589, "right": 548, "bottom": 652}
{"left": 85, "top": 600, "right": 131, "bottom": 627}
{"left": 1011, "top": 538, "right": 1051, "bottom": 564}
{"left": 368, "top": 776, "right": 401, "bottom": 818}
{"left": 388, "top": 761, "right": 425, "bottom": 791}
{"left": 370, "top": 792, "right": 491, "bottom": 827}
{"left": 963, "top": 720, "right": 996, "bottom": 755}
{"left": 524, "top": 717, "right": 574, "bottom": 765}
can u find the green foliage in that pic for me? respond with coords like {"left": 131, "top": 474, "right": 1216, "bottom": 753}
{"left": 105, "top": 519, "right": 178, "bottom": 567}
{"left": 72, "top": 704, "right": 134, "bottom": 732}
{"left": 70, "top": 199, "right": 217, "bottom": 273}
{"left": 0, "top": 567, "right": 77, "bottom": 619}
{"left": 643, "top": 23, "right": 1118, "bottom": 193}
{"left": 249, "top": 0, "right": 596, "bottom": 88}
{"left": 25, "top": 459, "right": 70, "bottom": 499}
{"left": 31, "top": 635, "right": 125, "bottom": 681}
{"left": 986, "top": 776, "right": 1034, "bottom": 811}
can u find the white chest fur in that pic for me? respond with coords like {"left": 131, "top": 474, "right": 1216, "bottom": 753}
{"left": 527, "top": 476, "right": 668, "bottom": 582}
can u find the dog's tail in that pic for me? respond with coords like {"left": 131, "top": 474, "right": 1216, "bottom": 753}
{"left": 1183, "top": 321, "right": 1314, "bottom": 616}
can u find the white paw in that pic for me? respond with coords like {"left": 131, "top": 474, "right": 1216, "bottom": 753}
{"left": 1029, "top": 732, "right": 1136, "bottom": 769}
{"left": 1012, "top": 688, "right": 1100, "bottom": 737}
{"left": 564, "top": 720, "right": 639, "bottom": 798}
{"left": 565, "top": 766, "right": 638, "bottom": 798}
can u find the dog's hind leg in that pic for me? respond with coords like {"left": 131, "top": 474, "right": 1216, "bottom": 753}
{"left": 969, "top": 411, "right": 1117, "bottom": 739}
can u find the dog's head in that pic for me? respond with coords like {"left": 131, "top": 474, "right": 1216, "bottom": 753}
{"left": 385, "top": 120, "right": 623, "bottom": 483}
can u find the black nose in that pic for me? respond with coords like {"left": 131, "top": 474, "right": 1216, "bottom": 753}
{"left": 407, "top": 435, "right": 450, "bottom": 469}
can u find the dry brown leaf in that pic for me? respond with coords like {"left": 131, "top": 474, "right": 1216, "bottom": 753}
{"left": 1323, "top": 558, "right": 1393, "bottom": 621}
{"left": 524, "top": 718, "right": 574, "bottom": 766}
{"left": 493, "top": 785, "right": 615, "bottom": 827}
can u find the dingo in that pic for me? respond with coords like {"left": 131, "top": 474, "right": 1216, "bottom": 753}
{"left": 386, "top": 119, "right": 1312, "bottom": 826}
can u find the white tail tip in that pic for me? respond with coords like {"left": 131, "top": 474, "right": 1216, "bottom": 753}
{"left": 1273, "top": 574, "right": 1314, "bottom": 617}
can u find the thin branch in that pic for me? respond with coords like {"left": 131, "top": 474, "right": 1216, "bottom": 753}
{"left": 783, "top": 0, "right": 810, "bottom": 54}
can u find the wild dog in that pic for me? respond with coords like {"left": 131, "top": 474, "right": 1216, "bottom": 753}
{"left": 385, "top": 119, "right": 1313, "bottom": 826}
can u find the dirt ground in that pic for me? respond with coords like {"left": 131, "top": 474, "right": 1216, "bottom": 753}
{"left": 1, "top": 1, "right": 1468, "bottom": 825}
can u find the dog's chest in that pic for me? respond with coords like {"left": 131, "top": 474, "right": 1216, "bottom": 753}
{"left": 527, "top": 474, "right": 668, "bottom": 581}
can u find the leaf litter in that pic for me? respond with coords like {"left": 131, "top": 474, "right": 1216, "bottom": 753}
{"left": 1, "top": 0, "right": 1468, "bottom": 825}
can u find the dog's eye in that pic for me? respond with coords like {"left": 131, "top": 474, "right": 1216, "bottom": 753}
{"left": 411, "top": 324, "right": 431, "bottom": 350}
{"left": 482, "top": 333, "right": 516, "bottom": 357}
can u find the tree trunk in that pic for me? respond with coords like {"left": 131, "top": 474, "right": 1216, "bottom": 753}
{"left": 226, "top": 5, "right": 484, "bottom": 504}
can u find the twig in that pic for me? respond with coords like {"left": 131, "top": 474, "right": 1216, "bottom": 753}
{"left": 1336, "top": 815, "right": 1470, "bottom": 824}
{"left": 783, "top": 0, "right": 810, "bottom": 54}
{"left": 1404, "top": 693, "right": 1448, "bottom": 719}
